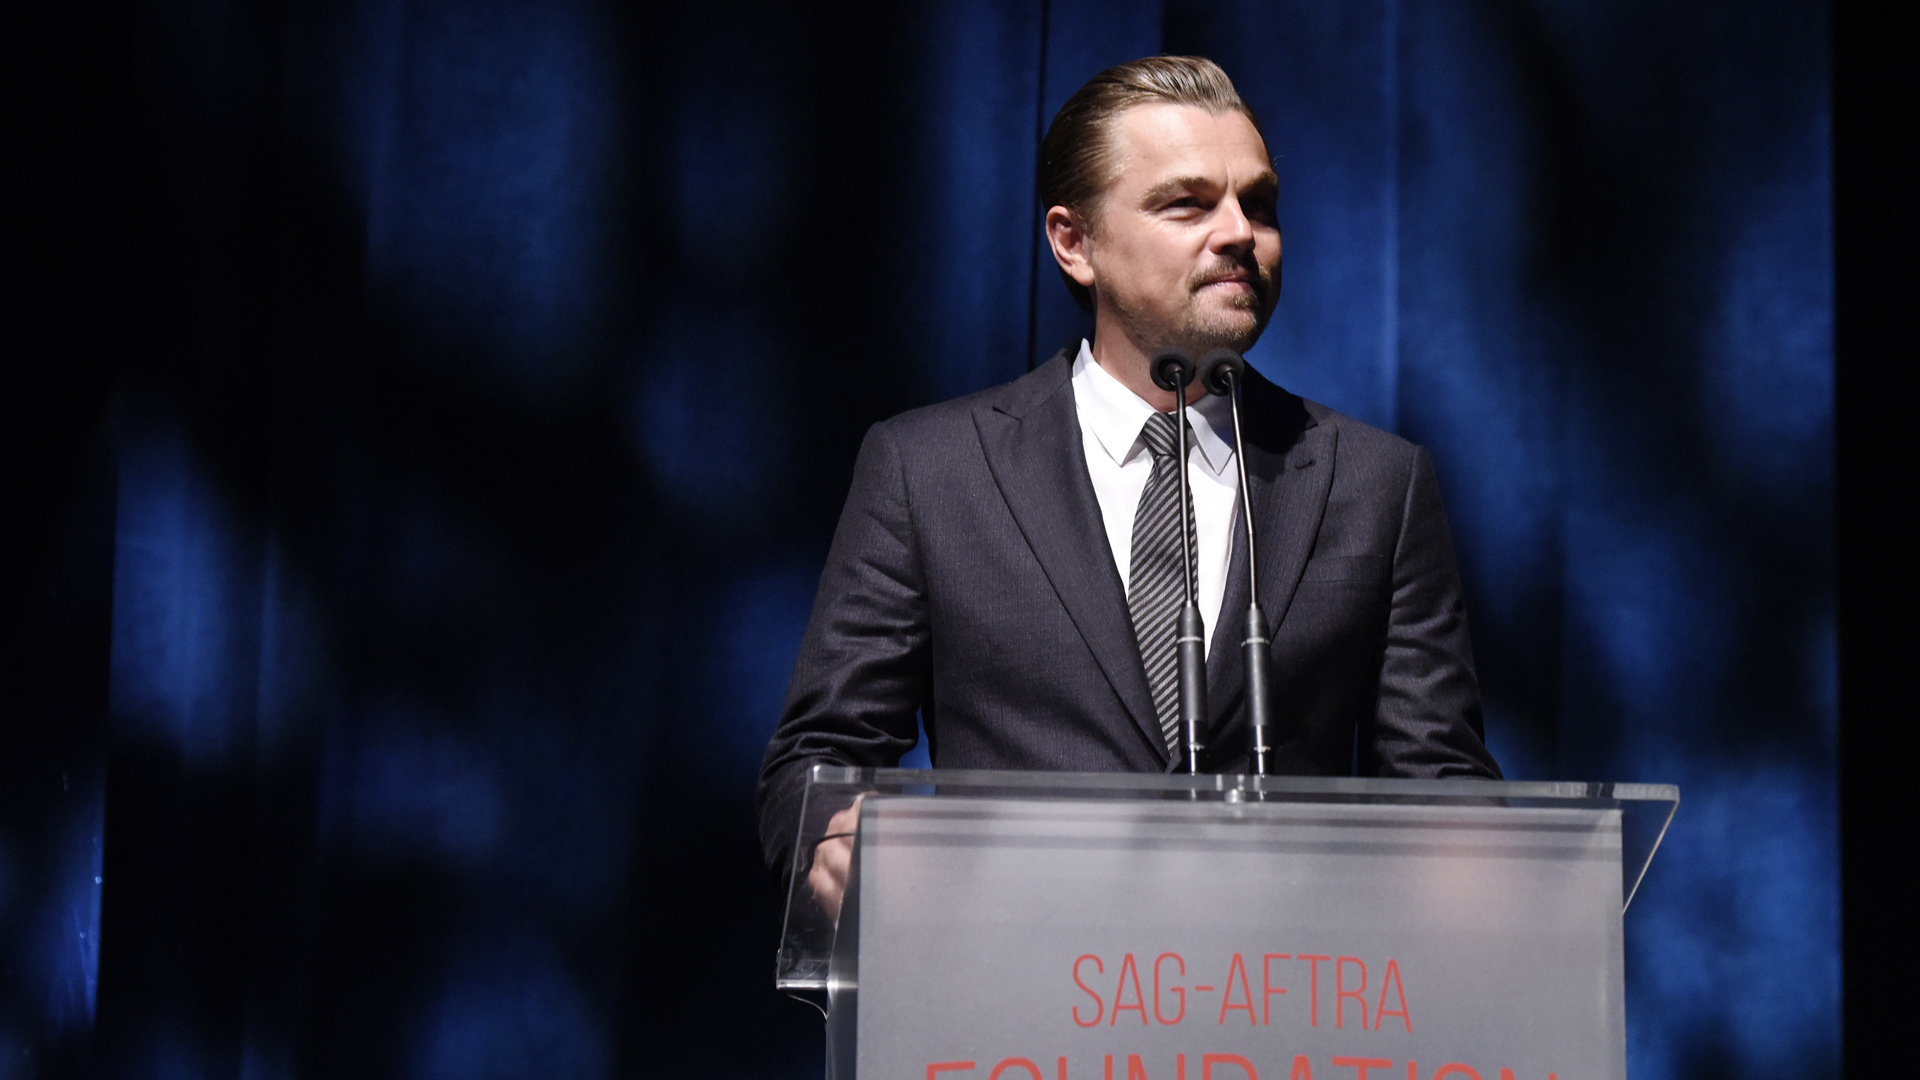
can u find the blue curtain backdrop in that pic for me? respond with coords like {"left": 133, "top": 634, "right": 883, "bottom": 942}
{"left": 2, "top": 0, "right": 1835, "bottom": 1076}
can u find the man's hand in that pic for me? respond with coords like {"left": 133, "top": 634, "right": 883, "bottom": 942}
{"left": 807, "top": 798, "right": 863, "bottom": 921}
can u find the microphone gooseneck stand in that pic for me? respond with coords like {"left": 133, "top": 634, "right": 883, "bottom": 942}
{"left": 1201, "top": 349, "right": 1277, "bottom": 776}
{"left": 1150, "top": 349, "right": 1208, "bottom": 776}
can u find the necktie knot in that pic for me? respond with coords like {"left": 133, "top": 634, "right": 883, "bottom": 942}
{"left": 1139, "top": 411, "right": 1185, "bottom": 460}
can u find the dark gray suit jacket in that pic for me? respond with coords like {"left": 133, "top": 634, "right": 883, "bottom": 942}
{"left": 756, "top": 352, "right": 1500, "bottom": 871}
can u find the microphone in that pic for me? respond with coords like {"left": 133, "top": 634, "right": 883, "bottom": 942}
{"left": 1200, "top": 349, "right": 1277, "bottom": 776}
{"left": 1149, "top": 348, "right": 1208, "bottom": 775}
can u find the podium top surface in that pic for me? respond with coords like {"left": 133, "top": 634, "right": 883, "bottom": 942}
{"left": 803, "top": 764, "right": 1678, "bottom": 804}
{"left": 776, "top": 768, "right": 1678, "bottom": 996}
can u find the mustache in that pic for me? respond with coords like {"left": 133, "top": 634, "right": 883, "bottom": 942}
{"left": 1190, "top": 256, "right": 1272, "bottom": 298}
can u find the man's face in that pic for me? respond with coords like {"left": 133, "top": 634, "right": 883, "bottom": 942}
{"left": 1080, "top": 104, "right": 1281, "bottom": 357}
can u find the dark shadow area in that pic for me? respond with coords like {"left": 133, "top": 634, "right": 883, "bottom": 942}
{"left": 1832, "top": 0, "right": 1911, "bottom": 1075}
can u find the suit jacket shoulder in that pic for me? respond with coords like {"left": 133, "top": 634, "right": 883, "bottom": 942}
{"left": 869, "top": 352, "right": 1076, "bottom": 448}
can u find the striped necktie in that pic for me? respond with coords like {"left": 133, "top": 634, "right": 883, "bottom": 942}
{"left": 1127, "top": 410, "right": 1199, "bottom": 756}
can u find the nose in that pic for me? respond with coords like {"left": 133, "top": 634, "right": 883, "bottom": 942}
{"left": 1211, "top": 197, "right": 1256, "bottom": 253}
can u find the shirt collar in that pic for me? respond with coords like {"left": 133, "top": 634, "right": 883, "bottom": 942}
{"left": 1071, "top": 339, "right": 1235, "bottom": 476}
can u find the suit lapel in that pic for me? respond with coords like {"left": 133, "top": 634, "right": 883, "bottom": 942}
{"left": 975, "top": 354, "right": 1167, "bottom": 763}
{"left": 1205, "top": 371, "right": 1333, "bottom": 735}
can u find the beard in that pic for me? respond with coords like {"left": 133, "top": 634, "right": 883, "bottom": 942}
{"left": 1107, "top": 254, "right": 1278, "bottom": 357}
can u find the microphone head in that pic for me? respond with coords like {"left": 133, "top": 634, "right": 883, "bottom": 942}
{"left": 1150, "top": 348, "right": 1197, "bottom": 393}
{"left": 1200, "top": 349, "right": 1245, "bottom": 396}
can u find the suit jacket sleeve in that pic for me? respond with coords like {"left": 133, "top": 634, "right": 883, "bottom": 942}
{"left": 1363, "top": 445, "right": 1501, "bottom": 778}
{"left": 755, "top": 421, "right": 932, "bottom": 872}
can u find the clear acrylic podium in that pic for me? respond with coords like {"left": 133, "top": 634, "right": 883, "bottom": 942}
{"left": 778, "top": 767, "right": 1676, "bottom": 1080}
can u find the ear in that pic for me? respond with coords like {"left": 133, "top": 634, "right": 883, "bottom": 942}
{"left": 1044, "top": 205, "right": 1098, "bottom": 289}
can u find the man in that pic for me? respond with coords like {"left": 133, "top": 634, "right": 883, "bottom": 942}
{"left": 757, "top": 56, "right": 1500, "bottom": 906}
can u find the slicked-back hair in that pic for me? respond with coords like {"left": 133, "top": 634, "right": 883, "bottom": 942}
{"left": 1039, "top": 56, "right": 1263, "bottom": 312}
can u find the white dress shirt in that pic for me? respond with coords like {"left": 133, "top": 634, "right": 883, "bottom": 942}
{"left": 1070, "top": 340, "right": 1239, "bottom": 658}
